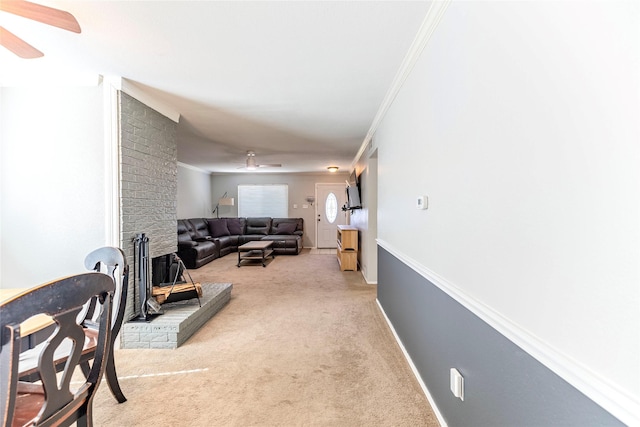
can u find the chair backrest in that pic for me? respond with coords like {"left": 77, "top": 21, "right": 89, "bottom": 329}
{"left": 0, "top": 272, "right": 115, "bottom": 427}
{"left": 84, "top": 246, "right": 129, "bottom": 334}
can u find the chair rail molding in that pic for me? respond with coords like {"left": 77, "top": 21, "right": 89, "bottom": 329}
{"left": 376, "top": 238, "right": 639, "bottom": 427}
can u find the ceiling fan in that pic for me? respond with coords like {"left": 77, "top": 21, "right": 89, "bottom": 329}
{"left": 0, "top": 0, "right": 81, "bottom": 59}
{"left": 238, "top": 151, "right": 282, "bottom": 170}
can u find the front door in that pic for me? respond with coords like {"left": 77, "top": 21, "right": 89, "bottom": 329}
{"left": 316, "top": 183, "right": 347, "bottom": 248}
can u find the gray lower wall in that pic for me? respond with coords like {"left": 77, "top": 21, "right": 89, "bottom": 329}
{"left": 377, "top": 247, "right": 623, "bottom": 427}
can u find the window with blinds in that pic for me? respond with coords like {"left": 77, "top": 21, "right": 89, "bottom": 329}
{"left": 238, "top": 184, "right": 288, "bottom": 217}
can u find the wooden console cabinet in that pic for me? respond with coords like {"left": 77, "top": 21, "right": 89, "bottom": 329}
{"left": 337, "top": 225, "right": 358, "bottom": 271}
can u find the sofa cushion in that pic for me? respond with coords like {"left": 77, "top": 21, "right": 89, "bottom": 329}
{"left": 190, "top": 218, "right": 211, "bottom": 240}
{"left": 177, "top": 219, "right": 196, "bottom": 244}
{"left": 208, "top": 219, "right": 230, "bottom": 237}
{"left": 261, "top": 235, "right": 300, "bottom": 241}
{"left": 261, "top": 235, "right": 302, "bottom": 254}
{"left": 178, "top": 240, "right": 218, "bottom": 269}
{"left": 245, "top": 217, "right": 271, "bottom": 235}
{"left": 271, "top": 218, "right": 303, "bottom": 235}
{"left": 273, "top": 222, "right": 297, "bottom": 235}
{"left": 225, "top": 218, "right": 245, "bottom": 235}
{"left": 246, "top": 225, "right": 269, "bottom": 235}
{"left": 178, "top": 240, "right": 198, "bottom": 248}
{"left": 239, "top": 235, "right": 268, "bottom": 245}
{"left": 216, "top": 235, "right": 238, "bottom": 247}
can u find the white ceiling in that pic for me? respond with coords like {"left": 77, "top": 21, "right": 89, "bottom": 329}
{"left": 1, "top": 1, "right": 432, "bottom": 173}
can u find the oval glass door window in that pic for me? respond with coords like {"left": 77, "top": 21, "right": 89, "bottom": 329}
{"left": 325, "top": 192, "right": 338, "bottom": 223}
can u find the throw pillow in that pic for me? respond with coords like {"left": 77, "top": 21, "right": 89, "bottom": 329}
{"left": 208, "top": 219, "right": 230, "bottom": 237}
{"left": 274, "top": 222, "right": 297, "bottom": 235}
{"left": 226, "top": 218, "right": 244, "bottom": 235}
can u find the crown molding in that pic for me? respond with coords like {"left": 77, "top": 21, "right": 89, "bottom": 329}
{"left": 353, "top": 0, "right": 452, "bottom": 167}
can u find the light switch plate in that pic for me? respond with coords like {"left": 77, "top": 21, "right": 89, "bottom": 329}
{"left": 417, "top": 195, "right": 428, "bottom": 210}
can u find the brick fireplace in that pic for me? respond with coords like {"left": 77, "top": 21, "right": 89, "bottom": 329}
{"left": 117, "top": 92, "right": 232, "bottom": 349}
{"left": 119, "top": 92, "right": 178, "bottom": 322}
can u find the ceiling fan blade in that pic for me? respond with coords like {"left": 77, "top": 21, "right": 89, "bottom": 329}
{"left": 240, "top": 151, "right": 282, "bottom": 169}
{"left": 0, "top": 0, "right": 81, "bottom": 33}
{"left": 0, "top": 26, "right": 43, "bottom": 58}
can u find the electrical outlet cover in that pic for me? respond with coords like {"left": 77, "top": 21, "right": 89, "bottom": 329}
{"left": 450, "top": 368, "right": 464, "bottom": 401}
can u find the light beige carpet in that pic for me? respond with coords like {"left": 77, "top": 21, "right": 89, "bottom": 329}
{"left": 93, "top": 249, "right": 439, "bottom": 426}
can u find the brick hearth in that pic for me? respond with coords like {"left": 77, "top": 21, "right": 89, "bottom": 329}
{"left": 121, "top": 283, "right": 232, "bottom": 349}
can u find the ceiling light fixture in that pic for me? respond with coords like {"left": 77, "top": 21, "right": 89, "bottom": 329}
{"left": 246, "top": 152, "right": 257, "bottom": 170}
{"left": 327, "top": 166, "right": 339, "bottom": 173}
{"left": 246, "top": 162, "right": 257, "bottom": 171}
{"left": 241, "top": 150, "right": 281, "bottom": 170}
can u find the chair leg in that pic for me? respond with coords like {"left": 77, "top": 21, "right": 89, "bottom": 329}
{"left": 105, "top": 349, "right": 127, "bottom": 403}
{"left": 80, "top": 360, "right": 91, "bottom": 378}
{"left": 77, "top": 404, "right": 91, "bottom": 427}
{"left": 77, "top": 413, "right": 88, "bottom": 427}
{"left": 80, "top": 351, "right": 126, "bottom": 403}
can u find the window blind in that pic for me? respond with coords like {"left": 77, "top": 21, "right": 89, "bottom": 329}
{"left": 238, "top": 184, "right": 288, "bottom": 217}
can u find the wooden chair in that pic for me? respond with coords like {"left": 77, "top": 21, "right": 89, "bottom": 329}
{"left": 82, "top": 246, "right": 129, "bottom": 403}
{"left": 18, "top": 247, "right": 129, "bottom": 404}
{"left": 0, "top": 272, "right": 115, "bottom": 427}
{"left": 20, "top": 246, "right": 129, "bottom": 403}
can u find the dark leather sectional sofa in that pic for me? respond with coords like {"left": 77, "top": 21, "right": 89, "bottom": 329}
{"left": 177, "top": 217, "right": 303, "bottom": 268}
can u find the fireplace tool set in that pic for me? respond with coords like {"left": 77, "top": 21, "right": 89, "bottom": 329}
{"left": 133, "top": 233, "right": 201, "bottom": 322}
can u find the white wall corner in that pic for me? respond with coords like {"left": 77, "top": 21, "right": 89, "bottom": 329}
{"left": 103, "top": 77, "right": 121, "bottom": 247}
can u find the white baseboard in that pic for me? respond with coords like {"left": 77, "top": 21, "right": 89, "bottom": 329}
{"left": 376, "top": 299, "right": 447, "bottom": 427}
{"left": 359, "top": 264, "right": 377, "bottom": 285}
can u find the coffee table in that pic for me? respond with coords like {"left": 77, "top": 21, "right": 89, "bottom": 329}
{"left": 237, "top": 241, "right": 274, "bottom": 267}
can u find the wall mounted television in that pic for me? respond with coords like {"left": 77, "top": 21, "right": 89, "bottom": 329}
{"left": 346, "top": 186, "right": 361, "bottom": 209}
{"left": 345, "top": 170, "right": 361, "bottom": 210}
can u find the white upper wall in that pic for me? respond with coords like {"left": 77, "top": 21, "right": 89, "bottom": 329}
{"left": 177, "top": 163, "right": 213, "bottom": 219}
{"left": 375, "top": 0, "right": 638, "bottom": 415}
{"left": 1, "top": 85, "right": 107, "bottom": 287}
